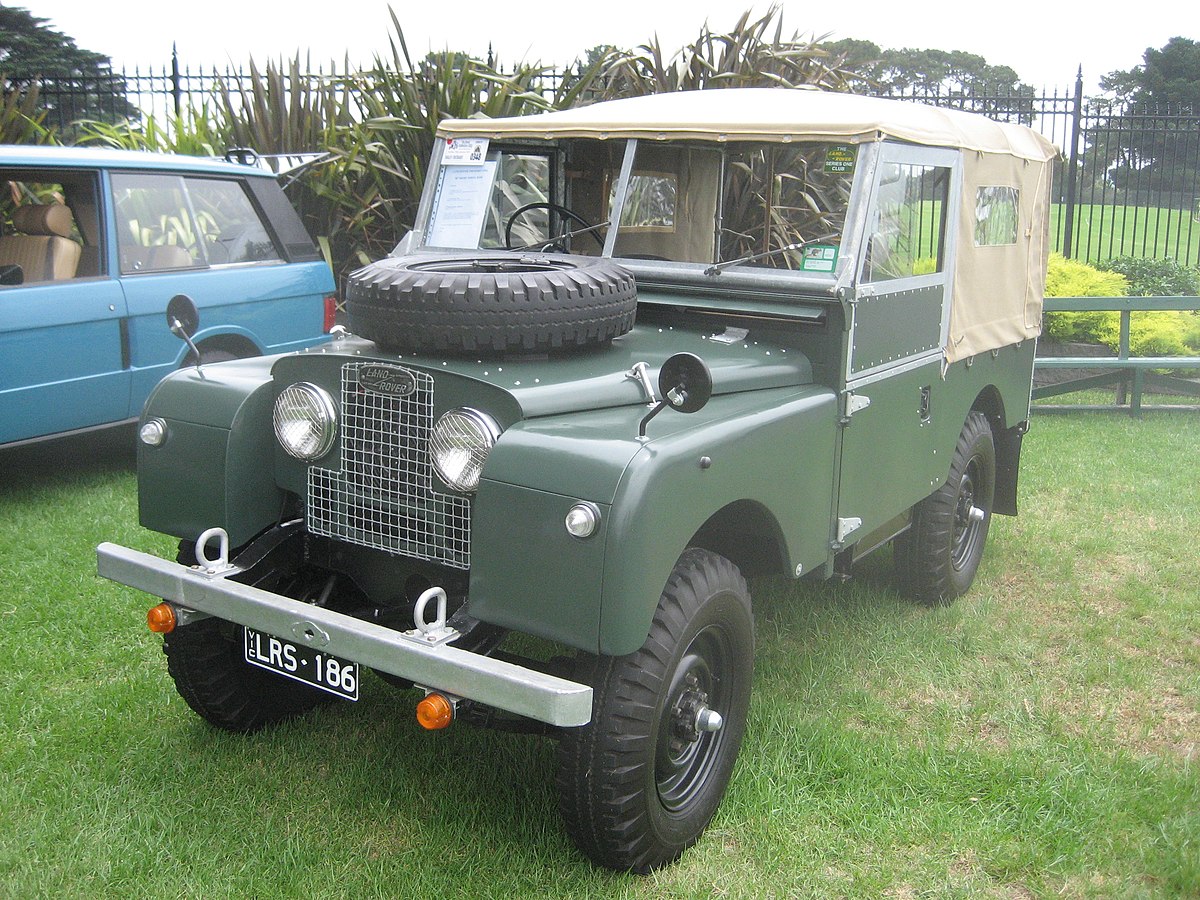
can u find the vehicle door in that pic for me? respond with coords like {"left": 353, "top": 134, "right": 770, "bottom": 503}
{"left": 835, "top": 144, "right": 963, "bottom": 542}
{"left": 110, "top": 171, "right": 313, "bottom": 409}
{"left": 0, "top": 168, "right": 130, "bottom": 445}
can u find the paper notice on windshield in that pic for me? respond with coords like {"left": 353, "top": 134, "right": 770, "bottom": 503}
{"left": 427, "top": 161, "right": 498, "bottom": 248}
{"left": 443, "top": 137, "right": 489, "bottom": 165}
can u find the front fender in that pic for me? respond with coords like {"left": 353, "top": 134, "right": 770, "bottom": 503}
{"left": 469, "top": 386, "right": 838, "bottom": 655}
{"left": 599, "top": 387, "right": 838, "bottom": 655}
{"left": 138, "top": 355, "right": 282, "bottom": 546}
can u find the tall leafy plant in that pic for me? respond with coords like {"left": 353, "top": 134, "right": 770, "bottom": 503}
{"left": 596, "top": 6, "right": 858, "bottom": 97}
{"left": 333, "top": 7, "right": 602, "bottom": 259}
{"left": 1, "top": 78, "right": 52, "bottom": 144}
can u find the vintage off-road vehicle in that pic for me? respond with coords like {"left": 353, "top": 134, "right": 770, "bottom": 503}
{"left": 98, "top": 88, "right": 1056, "bottom": 872}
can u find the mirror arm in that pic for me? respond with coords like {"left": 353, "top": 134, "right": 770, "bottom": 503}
{"left": 169, "top": 318, "right": 203, "bottom": 369}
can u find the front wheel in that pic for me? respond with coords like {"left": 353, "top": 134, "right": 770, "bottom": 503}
{"left": 894, "top": 410, "right": 996, "bottom": 605}
{"left": 161, "top": 542, "right": 331, "bottom": 732}
{"left": 556, "top": 549, "right": 754, "bottom": 872}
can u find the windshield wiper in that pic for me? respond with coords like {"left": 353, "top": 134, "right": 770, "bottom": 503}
{"left": 704, "top": 234, "right": 839, "bottom": 276}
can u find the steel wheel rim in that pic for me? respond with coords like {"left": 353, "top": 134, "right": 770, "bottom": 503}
{"left": 655, "top": 624, "right": 732, "bottom": 813}
{"left": 951, "top": 456, "right": 985, "bottom": 570}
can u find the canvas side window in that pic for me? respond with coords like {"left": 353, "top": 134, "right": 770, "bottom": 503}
{"left": 111, "top": 173, "right": 204, "bottom": 273}
{"left": 974, "top": 186, "right": 1019, "bottom": 246}
{"left": 864, "top": 163, "right": 951, "bottom": 282}
{"left": 185, "top": 178, "right": 281, "bottom": 264}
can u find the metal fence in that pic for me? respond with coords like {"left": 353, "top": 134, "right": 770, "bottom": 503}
{"left": 15, "top": 61, "right": 1200, "bottom": 267}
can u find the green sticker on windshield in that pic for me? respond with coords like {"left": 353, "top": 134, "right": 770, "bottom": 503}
{"left": 824, "top": 145, "right": 856, "bottom": 174}
{"left": 800, "top": 244, "right": 838, "bottom": 273}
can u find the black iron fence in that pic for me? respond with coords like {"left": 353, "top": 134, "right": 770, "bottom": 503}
{"left": 12, "top": 61, "right": 1200, "bottom": 267}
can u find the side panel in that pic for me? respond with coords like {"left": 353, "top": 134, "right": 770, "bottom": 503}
{"left": 0, "top": 278, "right": 131, "bottom": 444}
{"left": 838, "top": 340, "right": 1036, "bottom": 542}
{"left": 121, "top": 262, "right": 333, "bottom": 414}
{"left": 599, "top": 388, "right": 839, "bottom": 655}
{"left": 837, "top": 359, "right": 946, "bottom": 536}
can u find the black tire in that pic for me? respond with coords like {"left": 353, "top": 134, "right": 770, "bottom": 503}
{"left": 163, "top": 617, "right": 331, "bottom": 732}
{"left": 895, "top": 411, "right": 995, "bottom": 605}
{"left": 556, "top": 549, "right": 754, "bottom": 873}
{"left": 162, "top": 543, "right": 330, "bottom": 732}
{"left": 345, "top": 254, "right": 637, "bottom": 355}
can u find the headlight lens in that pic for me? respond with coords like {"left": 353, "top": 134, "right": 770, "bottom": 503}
{"left": 273, "top": 382, "right": 337, "bottom": 460}
{"left": 430, "top": 408, "right": 501, "bottom": 493}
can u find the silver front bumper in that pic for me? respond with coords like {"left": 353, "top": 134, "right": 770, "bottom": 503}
{"left": 96, "top": 542, "right": 593, "bottom": 727}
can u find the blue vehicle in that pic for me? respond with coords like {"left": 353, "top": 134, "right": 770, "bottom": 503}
{"left": 0, "top": 146, "right": 336, "bottom": 447}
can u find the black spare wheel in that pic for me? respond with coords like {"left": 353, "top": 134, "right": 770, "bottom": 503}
{"left": 346, "top": 254, "right": 638, "bottom": 354}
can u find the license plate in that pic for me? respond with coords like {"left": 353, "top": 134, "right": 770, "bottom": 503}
{"left": 243, "top": 627, "right": 359, "bottom": 701}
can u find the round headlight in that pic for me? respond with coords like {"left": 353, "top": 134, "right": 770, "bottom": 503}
{"left": 273, "top": 382, "right": 337, "bottom": 460}
{"left": 430, "top": 408, "right": 501, "bottom": 493}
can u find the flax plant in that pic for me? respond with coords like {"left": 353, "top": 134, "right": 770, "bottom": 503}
{"left": 0, "top": 78, "right": 52, "bottom": 144}
{"left": 596, "top": 5, "right": 861, "bottom": 97}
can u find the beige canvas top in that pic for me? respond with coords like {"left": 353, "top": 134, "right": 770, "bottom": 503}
{"left": 437, "top": 88, "right": 1058, "bottom": 162}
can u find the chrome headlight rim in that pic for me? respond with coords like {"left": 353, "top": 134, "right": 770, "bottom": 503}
{"left": 430, "top": 407, "right": 502, "bottom": 494}
{"left": 273, "top": 381, "right": 338, "bottom": 461}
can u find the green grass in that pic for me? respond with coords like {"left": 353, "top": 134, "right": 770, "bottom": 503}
{"left": 1051, "top": 203, "right": 1200, "bottom": 266}
{"left": 1, "top": 417, "right": 1198, "bottom": 897}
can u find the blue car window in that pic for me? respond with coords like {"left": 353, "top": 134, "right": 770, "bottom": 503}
{"left": 185, "top": 177, "right": 282, "bottom": 265}
{"left": 112, "top": 172, "right": 205, "bottom": 274}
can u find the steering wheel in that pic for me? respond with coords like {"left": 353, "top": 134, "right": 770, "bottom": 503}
{"left": 505, "top": 202, "right": 604, "bottom": 251}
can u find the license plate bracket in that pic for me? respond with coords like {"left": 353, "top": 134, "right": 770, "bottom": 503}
{"left": 243, "top": 627, "right": 359, "bottom": 701}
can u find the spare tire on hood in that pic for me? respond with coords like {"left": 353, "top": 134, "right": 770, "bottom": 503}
{"left": 346, "top": 254, "right": 638, "bottom": 354}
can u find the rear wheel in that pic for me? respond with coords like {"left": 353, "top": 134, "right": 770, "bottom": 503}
{"left": 895, "top": 411, "right": 995, "bottom": 605}
{"left": 556, "top": 549, "right": 753, "bottom": 872}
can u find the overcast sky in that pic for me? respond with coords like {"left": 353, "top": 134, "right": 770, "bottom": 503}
{"left": 36, "top": 0, "right": 1187, "bottom": 94}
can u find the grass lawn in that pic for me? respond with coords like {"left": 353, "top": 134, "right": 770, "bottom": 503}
{"left": 1, "top": 416, "right": 1197, "bottom": 898}
{"left": 1050, "top": 203, "right": 1200, "bottom": 267}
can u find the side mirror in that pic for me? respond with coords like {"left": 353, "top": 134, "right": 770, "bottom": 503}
{"left": 658, "top": 352, "right": 713, "bottom": 413}
{"left": 639, "top": 352, "right": 713, "bottom": 437}
{"left": 166, "top": 294, "right": 202, "bottom": 367}
{"left": 166, "top": 293, "right": 199, "bottom": 340}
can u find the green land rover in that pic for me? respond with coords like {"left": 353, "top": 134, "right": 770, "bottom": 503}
{"left": 98, "top": 88, "right": 1057, "bottom": 872}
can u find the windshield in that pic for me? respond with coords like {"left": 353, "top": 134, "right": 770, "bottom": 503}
{"left": 421, "top": 137, "right": 856, "bottom": 275}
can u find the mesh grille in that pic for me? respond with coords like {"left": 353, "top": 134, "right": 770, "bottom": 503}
{"left": 308, "top": 362, "right": 471, "bottom": 569}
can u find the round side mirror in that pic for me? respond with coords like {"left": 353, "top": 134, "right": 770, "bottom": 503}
{"left": 658, "top": 352, "right": 712, "bottom": 414}
{"left": 166, "top": 294, "right": 199, "bottom": 340}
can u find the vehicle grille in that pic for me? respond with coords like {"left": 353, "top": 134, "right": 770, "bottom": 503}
{"left": 307, "top": 362, "right": 471, "bottom": 569}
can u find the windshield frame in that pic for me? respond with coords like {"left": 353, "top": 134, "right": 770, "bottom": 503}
{"left": 409, "top": 134, "right": 878, "bottom": 292}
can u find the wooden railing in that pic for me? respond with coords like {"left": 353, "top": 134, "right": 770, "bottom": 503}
{"left": 1034, "top": 296, "right": 1200, "bottom": 414}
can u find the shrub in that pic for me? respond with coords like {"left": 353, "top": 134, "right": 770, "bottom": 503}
{"left": 1043, "top": 254, "right": 1199, "bottom": 357}
{"left": 1044, "top": 253, "right": 1128, "bottom": 299}
{"left": 1100, "top": 256, "right": 1200, "bottom": 297}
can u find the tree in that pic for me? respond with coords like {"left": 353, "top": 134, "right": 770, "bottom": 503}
{"left": 0, "top": 4, "right": 136, "bottom": 131}
{"left": 824, "top": 39, "right": 1032, "bottom": 95}
{"left": 1092, "top": 37, "right": 1200, "bottom": 198}
{"left": 1101, "top": 36, "right": 1200, "bottom": 108}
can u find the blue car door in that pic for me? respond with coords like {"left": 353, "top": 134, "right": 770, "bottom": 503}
{"left": 0, "top": 276, "right": 131, "bottom": 444}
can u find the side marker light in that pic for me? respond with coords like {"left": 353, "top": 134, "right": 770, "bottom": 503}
{"left": 147, "top": 603, "right": 176, "bottom": 634}
{"left": 416, "top": 693, "right": 454, "bottom": 730}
